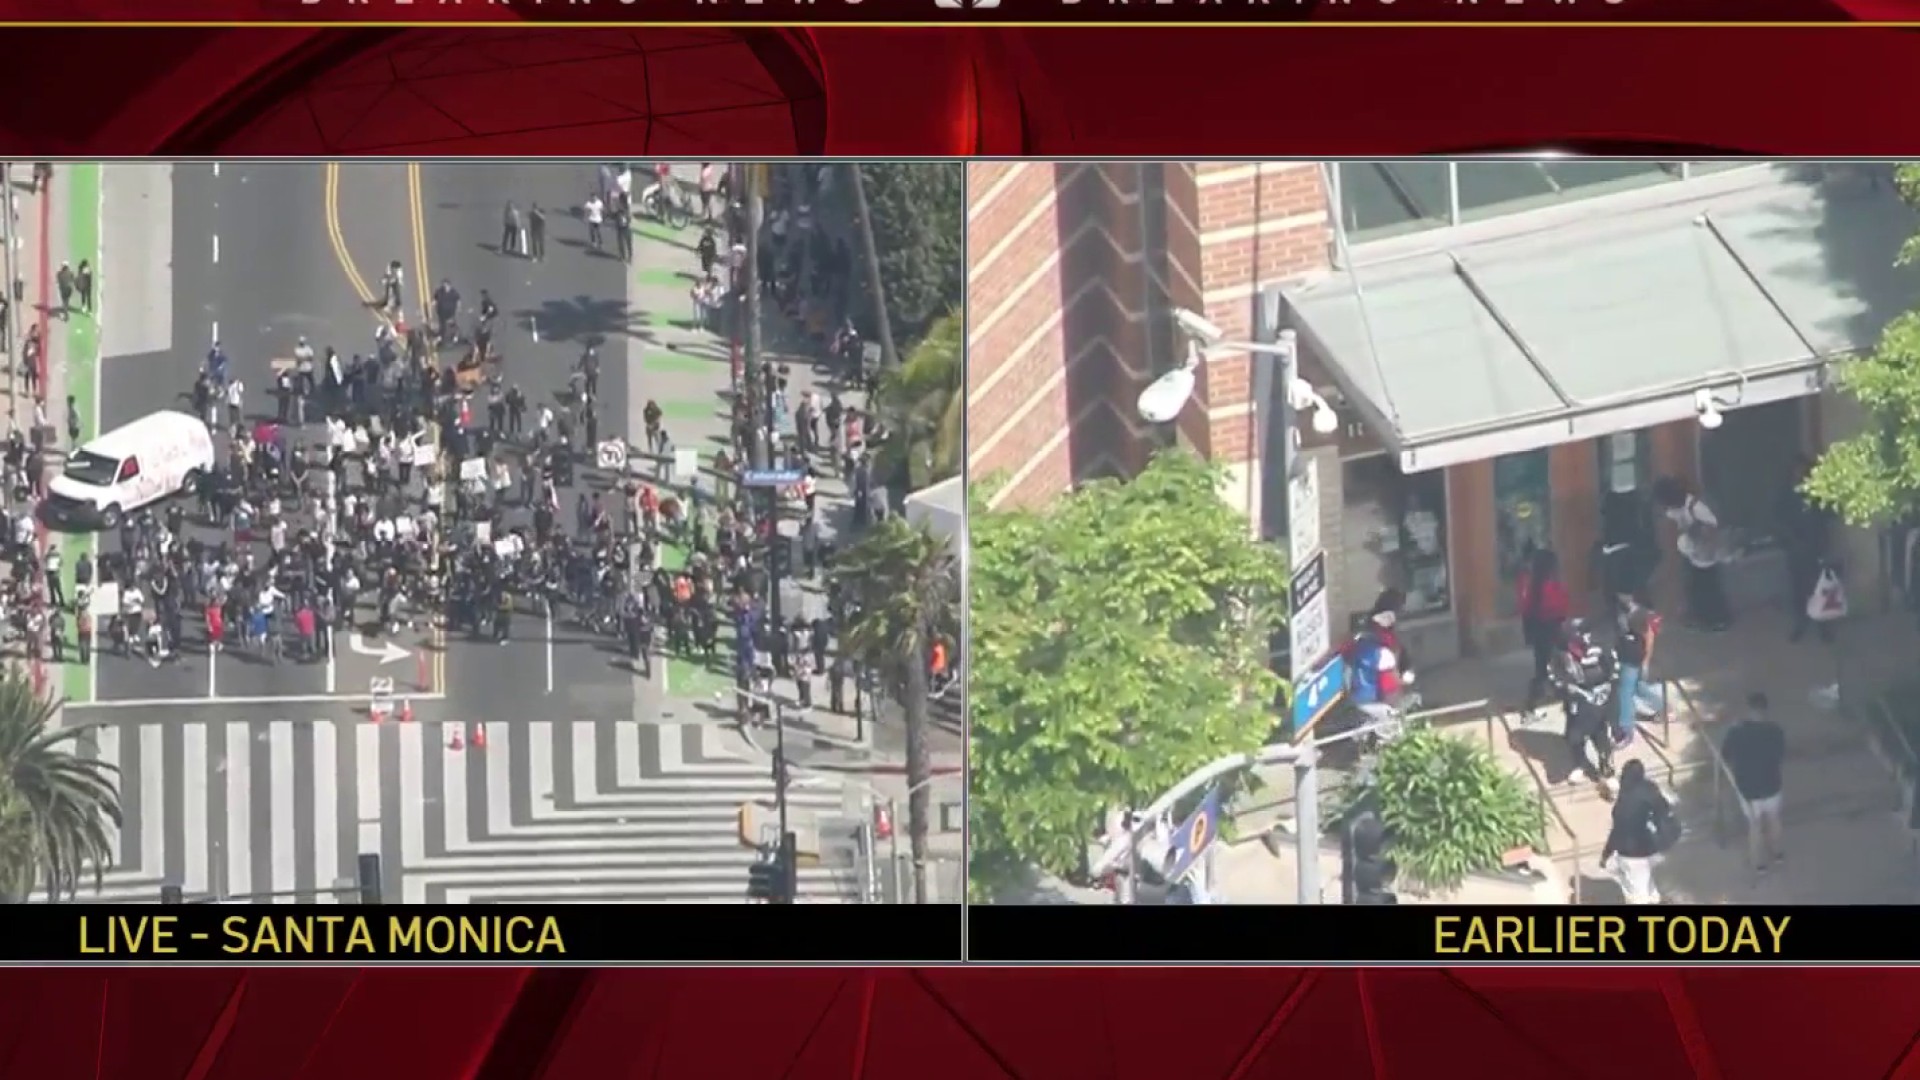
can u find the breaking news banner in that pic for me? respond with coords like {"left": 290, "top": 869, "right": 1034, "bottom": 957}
{"left": 0, "top": 0, "right": 1861, "bottom": 23}
{"left": 12, "top": 905, "right": 958, "bottom": 963}
{"left": 968, "top": 906, "right": 1906, "bottom": 963}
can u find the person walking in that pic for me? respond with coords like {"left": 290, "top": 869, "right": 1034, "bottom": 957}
{"left": 1721, "top": 691, "right": 1787, "bottom": 883}
{"left": 54, "top": 261, "right": 74, "bottom": 318}
{"left": 1516, "top": 547, "right": 1571, "bottom": 714}
{"left": 1779, "top": 455, "right": 1836, "bottom": 644}
{"left": 501, "top": 201, "right": 524, "bottom": 257}
{"left": 1611, "top": 592, "right": 1667, "bottom": 745}
{"left": 584, "top": 193, "right": 606, "bottom": 251}
{"left": 1601, "top": 758, "right": 1678, "bottom": 904}
{"left": 1653, "top": 476, "right": 1731, "bottom": 631}
{"left": 75, "top": 259, "right": 94, "bottom": 314}
{"left": 528, "top": 203, "right": 547, "bottom": 261}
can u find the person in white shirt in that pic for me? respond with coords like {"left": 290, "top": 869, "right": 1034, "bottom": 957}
{"left": 583, "top": 194, "right": 606, "bottom": 251}
{"left": 225, "top": 379, "right": 245, "bottom": 428}
{"left": 1653, "top": 475, "right": 1731, "bottom": 631}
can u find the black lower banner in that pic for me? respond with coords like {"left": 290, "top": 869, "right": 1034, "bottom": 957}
{"left": 968, "top": 905, "right": 1884, "bottom": 962}
{"left": 17, "top": 904, "right": 960, "bottom": 962}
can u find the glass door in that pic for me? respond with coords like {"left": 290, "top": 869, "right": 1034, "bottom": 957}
{"left": 1493, "top": 449, "right": 1553, "bottom": 617}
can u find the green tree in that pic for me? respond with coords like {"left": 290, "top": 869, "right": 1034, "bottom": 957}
{"left": 968, "top": 451, "right": 1291, "bottom": 900}
{"left": 1351, "top": 726, "right": 1543, "bottom": 894}
{"left": 1804, "top": 164, "right": 1920, "bottom": 525}
{"left": 0, "top": 680, "right": 121, "bottom": 902}
{"left": 850, "top": 164, "right": 963, "bottom": 352}
{"left": 833, "top": 518, "right": 960, "bottom": 903}
{"left": 873, "top": 310, "right": 962, "bottom": 491}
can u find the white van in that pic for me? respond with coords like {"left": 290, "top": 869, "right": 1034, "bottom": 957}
{"left": 45, "top": 410, "right": 215, "bottom": 530}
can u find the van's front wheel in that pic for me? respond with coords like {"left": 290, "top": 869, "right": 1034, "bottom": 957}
{"left": 100, "top": 504, "right": 122, "bottom": 530}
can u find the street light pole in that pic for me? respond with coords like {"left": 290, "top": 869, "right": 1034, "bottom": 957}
{"left": 772, "top": 698, "right": 794, "bottom": 904}
{"left": 1135, "top": 312, "right": 1339, "bottom": 905}
{"left": 1, "top": 163, "right": 17, "bottom": 407}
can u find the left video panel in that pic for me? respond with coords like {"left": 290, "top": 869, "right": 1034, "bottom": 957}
{"left": 8, "top": 161, "right": 963, "bottom": 943}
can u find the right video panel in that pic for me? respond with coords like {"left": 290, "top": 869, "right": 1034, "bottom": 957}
{"left": 965, "top": 161, "right": 1918, "bottom": 937}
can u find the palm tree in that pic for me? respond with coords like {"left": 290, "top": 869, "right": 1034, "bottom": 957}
{"left": 0, "top": 678, "right": 121, "bottom": 902}
{"left": 847, "top": 164, "right": 900, "bottom": 370}
{"left": 873, "top": 311, "right": 962, "bottom": 491}
{"left": 833, "top": 518, "right": 959, "bottom": 903}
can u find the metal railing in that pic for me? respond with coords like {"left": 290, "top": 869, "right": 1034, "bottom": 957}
{"left": 1672, "top": 681, "right": 1743, "bottom": 850}
{"left": 1491, "top": 707, "right": 1585, "bottom": 905}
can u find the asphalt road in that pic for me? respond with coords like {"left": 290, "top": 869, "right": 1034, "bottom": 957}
{"left": 410, "top": 162, "right": 639, "bottom": 727}
{"left": 93, "top": 162, "right": 421, "bottom": 707}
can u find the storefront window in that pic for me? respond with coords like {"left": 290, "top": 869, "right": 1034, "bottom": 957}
{"left": 1598, "top": 431, "right": 1652, "bottom": 498}
{"left": 1493, "top": 449, "right": 1554, "bottom": 618}
{"left": 1334, "top": 162, "right": 1453, "bottom": 243}
{"left": 1342, "top": 456, "right": 1451, "bottom": 623}
{"left": 1456, "top": 162, "right": 1679, "bottom": 223}
{"left": 1700, "top": 398, "right": 1804, "bottom": 555}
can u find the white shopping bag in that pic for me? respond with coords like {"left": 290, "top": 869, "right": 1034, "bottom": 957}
{"left": 1808, "top": 566, "right": 1849, "bottom": 623}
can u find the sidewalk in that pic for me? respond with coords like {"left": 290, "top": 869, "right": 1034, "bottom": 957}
{"left": 1, "top": 163, "right": 90, "bottom": 702}
{"left": 1415, "top": 604, "right": 1916, "bottom": 904}
{"left": 624, "top": 173, "right": 964, "bottom": 778}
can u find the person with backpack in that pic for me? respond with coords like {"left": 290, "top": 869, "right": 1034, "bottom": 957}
{"left": 1612, "top": 593, "right": 1668, "bottom": 745}
{"left": 1653, "top": 476, "right": 1731, "bottom": 631}
{"left": 1516, "top": 547, "right": 1571, "bottom": 714}
{"left": 1602, "top": 758, "right": 1679, "bottom": 904}
{"left": 1721, "top": 691, "right": 1787, "bottom": 883}
{"left": 1547, "top": 620, "right": 1618, "bottom": 793}
{"left": 1341, "top": 591, "right": 1413, "bottom": 734}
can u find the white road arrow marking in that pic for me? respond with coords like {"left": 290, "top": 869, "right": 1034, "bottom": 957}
{"left": 348, "top": 633, "right": 410, "bottom": 665}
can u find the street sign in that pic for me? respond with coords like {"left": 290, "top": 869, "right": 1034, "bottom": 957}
{"left": 596, "top": 440, "right": 628, "bottom": 470}
{"left": 1165, "top": 787, "right": 1222, "bottom": 883}
{"left": 1288, "top": 456, "right": 1321, "bottom": 568}
{"left": 1289, "top": 550, "right": 1331, "bottom": 675}
{"left": 1291, "top": 653, "right": 1347, "bottom": 737}
{"left": 741, "top": 468, "right": 806, "bottom": 488}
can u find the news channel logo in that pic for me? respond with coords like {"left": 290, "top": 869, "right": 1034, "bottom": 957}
{"left": 935, "top": 0, "right": 1001, "bottom": 8}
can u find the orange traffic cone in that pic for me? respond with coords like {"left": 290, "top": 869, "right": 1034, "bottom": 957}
{"left": 447, "top": 726, "right": 464, "bottom": 751}
{"left": 369, "top": 701, "right": 387, "bottom": 724}
{"left": 396, "top": 698, "right": 414, "bottom": 723}
{"left": 470, "top": 724, "right": 487, "bottom": 750}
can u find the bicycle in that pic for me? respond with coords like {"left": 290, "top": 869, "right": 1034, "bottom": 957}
{"left": 641, "top": 181, "right": 693, "bottom": 230}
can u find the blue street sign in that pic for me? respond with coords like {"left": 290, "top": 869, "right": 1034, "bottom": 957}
{"left": 741, "top": 468, "right": 806, "bottom": 488}
{"left": 1290, "top": 652, "right": 1346, "bottom": 737}
{"left": 1165, "top": 787, "right": 1223, "bottom": 883}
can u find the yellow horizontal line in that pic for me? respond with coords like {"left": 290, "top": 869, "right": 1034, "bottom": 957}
{"left": 0, "top": 19, "right": 1899, "bottom": 28}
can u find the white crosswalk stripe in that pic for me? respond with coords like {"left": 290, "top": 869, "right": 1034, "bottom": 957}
{"left": 34, "top": 719, "right": 857, "bottom": 904}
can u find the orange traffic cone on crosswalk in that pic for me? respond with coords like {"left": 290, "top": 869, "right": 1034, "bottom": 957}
{"left": 396, "top": 698, "right": 414, "bottom": 723}
{"left": 369, "top": 700, "right": 387, "bottom": 724}
{"left": 470, "top": 724, "right": 488, "bottom": 750}
{"left": 447, "top": 725, "right": 464, "bottom": 751}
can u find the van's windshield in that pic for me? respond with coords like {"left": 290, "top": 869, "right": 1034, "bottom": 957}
{"left": 63, "top": 450, "right": 121, "bottom": 488}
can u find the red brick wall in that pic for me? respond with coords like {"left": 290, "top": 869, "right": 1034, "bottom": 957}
{"left": 965, "top": 162, "right": 1335, "bottom": 508}
{"left": 966, "top": 163, "right": 1169, "bottom": 508}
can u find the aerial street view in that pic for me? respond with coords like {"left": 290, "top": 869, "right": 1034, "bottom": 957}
{"left": 968, "top": 160, "right": 1920, "bottom": 907}
{"left": 0, "top": 160, "right": 963, "bottom": 904}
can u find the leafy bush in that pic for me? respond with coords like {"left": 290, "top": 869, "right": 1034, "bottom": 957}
{"left": 1363, "top": 726, "right": 1544, "bottom": 893}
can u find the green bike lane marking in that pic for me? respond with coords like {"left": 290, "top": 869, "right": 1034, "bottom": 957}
{"left": 629, "top": 230, "right": 741, "bottom": 703}
{"left": 60, "top": 164, "right": 101, "bottom": 705}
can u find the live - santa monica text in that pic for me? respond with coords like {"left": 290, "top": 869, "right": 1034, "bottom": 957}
{"left": 78, "top": 914, "right": 567, "bottom": 956}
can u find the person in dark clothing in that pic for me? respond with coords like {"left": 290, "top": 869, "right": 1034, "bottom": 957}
{"left": 1779, "top": 456, "right": 1836, "bottom": 643}
{"left": 1601, "top": 758, "right": 1673, "bottom": 904}
{"left": 1596, "top": 486, "right": 1655, "bottom": 603}
{"left": 1611, "top": 593, "right": 1667, "bottom": 745}
{"left": 1721, "top": 691, "right": 1787, "bottom": 880}
{"left": 1547, "top": 620, "right": 1618, "bottom": 792}
{"left": 1516, "top": 547, "right": 1571, "bottom": 713}
{"left": 528, "top": 204, "right": 548, "bottom": 261}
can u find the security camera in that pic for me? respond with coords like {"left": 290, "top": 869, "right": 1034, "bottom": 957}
{"left": 1138, "top": 367, "right": 1196, "bottom": 424}
{"left": 1173, "top": 308, "right": 1226, "bottom": 348}
{"left": 1693, "top": 387, "right": 1724, "bottom": 430}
